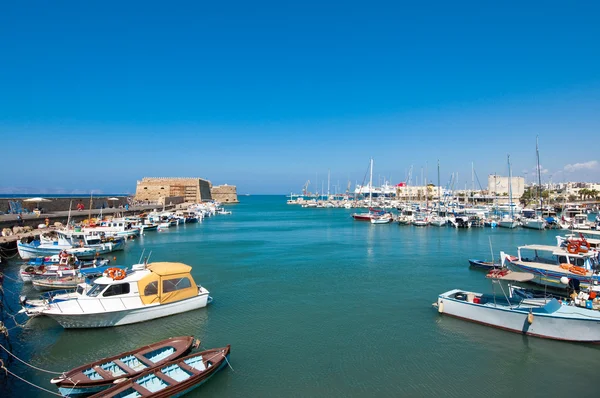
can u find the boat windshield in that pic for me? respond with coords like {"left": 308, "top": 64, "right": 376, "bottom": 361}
{"left": 86, "top": 283, "right": 108, "bottom": 297}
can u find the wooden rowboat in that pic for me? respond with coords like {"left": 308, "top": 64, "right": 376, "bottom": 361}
{"left": 89, "top": 345, "right": 231, "bottom": 398}
{"left": 51, "top": 336, "right": 196, "bottom": 397}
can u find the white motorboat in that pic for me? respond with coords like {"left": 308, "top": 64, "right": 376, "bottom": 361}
{"left": 40, "top": 262, "right": 211, "bottom": 328}
{"left": 370, "top": 213, "right": 393, "bottom": 224}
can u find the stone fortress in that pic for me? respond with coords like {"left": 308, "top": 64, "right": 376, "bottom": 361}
{"left": 134, "top": 177, "right": 238, "bottom": 204}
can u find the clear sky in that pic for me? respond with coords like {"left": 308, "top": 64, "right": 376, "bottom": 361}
{"left": 1, "top": 1, "right": 598, "bottom": 194}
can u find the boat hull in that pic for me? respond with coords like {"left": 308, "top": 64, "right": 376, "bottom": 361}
{"left": 468, "top": 259, "right": 499, "bottom": 270}
{"left": 45, "top": 293, "right": 210, "bottom": 328}
{"left": 498, "top": 220, "right": 519, "bottom": 229}
{"left": 521, "top": 220, "right": 547, "bottom": 230}
{"left": 437, "top": 290, "right": 600, "bottom": 342}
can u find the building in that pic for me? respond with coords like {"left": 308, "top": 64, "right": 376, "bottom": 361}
{"left": 487, "top": 174, "right": 525, "bottom": 199}
{"left": 211, "top": 184, "right": 239, "bottom": 203}
{"left": 135, "top": 177, "right": 213, "bottom": 204}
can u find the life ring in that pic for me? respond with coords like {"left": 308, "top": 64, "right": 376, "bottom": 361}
{"left": 104, "top": 267, "right": 126, "bottom": 280}
{"left": 578, "top": 245, "right": 589, "bottom": 254}
{"left": 567, "top": 243, "right": 579, "bottom": 254}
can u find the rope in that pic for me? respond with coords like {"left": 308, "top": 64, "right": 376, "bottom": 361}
{"left": 0, "top": 343, "right": 62, "bottom": 375}
{"left": 0, "top": 272, "right": 21, "bottom": 283}
{"left": 0, "top": 360, "right": 63, "bottom": 396}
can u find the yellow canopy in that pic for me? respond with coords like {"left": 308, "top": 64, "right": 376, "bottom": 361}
{"left": 138, "top": 262, "right": 197, "bottom": 305}
{"left": 147, "top": 262, "right": 192, "bottom": 276}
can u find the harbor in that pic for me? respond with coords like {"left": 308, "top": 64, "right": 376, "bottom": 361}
{"left": 3, "top": 1, "right": 599, "bottom": 396}
{"left": 1, "top": 195, "right": 600, "bottom": 397}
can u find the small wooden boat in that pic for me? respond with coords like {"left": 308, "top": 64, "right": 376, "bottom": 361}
{"left": 32, "top": 276, "right": 85, "bottom": 291}
{"left": 51, "top": 336, "right": 196, "bottom": 397}
{"left": 89, "top": 345, "right": 231, "bottom": 398}
{"left": 468, "top": 259, "right": 501, "bottom": 270}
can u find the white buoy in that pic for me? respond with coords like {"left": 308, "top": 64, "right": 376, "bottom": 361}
{"left": 438, "top": 300, "right": 444, "bottom": 314}
{"left": 560, "top": 276, "right": 570, "bottom": 285}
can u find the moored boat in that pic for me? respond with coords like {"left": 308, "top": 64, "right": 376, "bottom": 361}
{"left": 40, "top": 262, "right": 211, "bottom": 328}
{"left": 435, "top": 287, "right": 600, "bottom": 342}
{"left": 468, "top": 259, "right": 500, "bottom": 270}
{"left": 50, "top": 336, "right": 197, "bottom": 397}
{"left": 434, "top": 270, "right": 600, "bottom": 342}
{"left": 88, "top": 345, "right": 231, "bottom": 398}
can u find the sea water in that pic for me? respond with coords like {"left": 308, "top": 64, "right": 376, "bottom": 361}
{"left": 0, "top": 196, "right": 597, "bottom": 397}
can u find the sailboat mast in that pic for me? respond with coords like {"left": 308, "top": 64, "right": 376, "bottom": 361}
{"left": 536, "top": 136, "right": 543, "bottom": 210}
{"left": 425, "top": 162, "right": 428, "bottom": 210}
{"left": 471, "top": 162, "right": 474, "bottom": 207}
{"left": 507, "top": 155, "right": 513, "bottom": 218}
{"left": 437, "top": 160, "right": 441, "bottom": 211}
{"left": 327, "top": 169, "right": 331, "bottom": 199}
{"left": 369, "top": 158, "right": 373, "bottom": 207}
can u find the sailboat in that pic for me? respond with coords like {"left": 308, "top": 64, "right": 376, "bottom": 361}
{"left": 430, "top": 160, "right": 447, "bottom": 227}
{"left": 352, "top": 158, "right": 382, "bottom": 221}
{"left": 522, "top": 136, "right": 547, "bottom": 230}
{"left": 498, "top": 155, "right": 519, "bottom": 229}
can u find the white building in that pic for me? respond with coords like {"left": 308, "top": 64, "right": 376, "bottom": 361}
{"left": 487, "top": 174, "right": 525, "bottom": 199}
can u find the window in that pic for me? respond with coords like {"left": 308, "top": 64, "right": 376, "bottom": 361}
{"left": 144, "top": 281, "right": 158, "bottom": 296}
{"left": 87, "top": 284, "right": 108, "bottom": 297}
{"left": 103, "top": 284, "right": 130, "bottom": 297}
{"left": 162, "top": 277, "right": 192, "bottom": 293}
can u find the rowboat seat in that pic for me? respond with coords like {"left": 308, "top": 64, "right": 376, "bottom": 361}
{"left": 160, "top": 364, "right": 192, "bottom": 382}
{"left": 136, "top": 373, "right": 169, "bottom": 393}
{"left": 184, "top": 356, "right": 206, "bottom": 371}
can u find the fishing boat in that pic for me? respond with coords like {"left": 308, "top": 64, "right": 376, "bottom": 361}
{"left": 40, "top": 262, "right": 211, "bottom": 328}
{"left": 17, "top": 239, "right": 122, "bottom": 260}
{"left": 501, "top": 242, "right": 600, "bottom": 290}
{"left": 434, "top": 270, "right": 600, "bottom": 342}
{"left": 29, "top": 265, "right": 128, "bottom": 292}
{"left": 20, "top": 254, "right": 110, "bottom": 282}
{"left": 468, "top": 259, "right": 501, "bottom": 270}
{"left": 50, "top": 336, "right": 197, "bottom": 397}
{"left": 32, "top": 275, "right": 85, "bottom": 291}
{"left": 88, "top": 345, "right": 231, "bottom": 398}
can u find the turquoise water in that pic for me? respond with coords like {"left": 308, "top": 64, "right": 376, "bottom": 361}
{"left": 1, "top": 195, "right": 598, "bottom": 396}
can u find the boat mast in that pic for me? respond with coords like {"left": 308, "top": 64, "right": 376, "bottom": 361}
{"left": 327, "top": 169, "right": 330, "bottom": 200}
{"left": 425, "top": 161, "right": 428, "bottom": 211}
{"left": 437, "top": 160, "right": 441, "bottom": 212}
{"left": 507, "top": 155, "right": 513, "bottom": 219}
{"left": 369, "top": 157, "right": 373, "bottom": 207}
{"left": 536, "top": 136, "right": 543, "bottom": 211}
{"left": 471, "top": 162, "right": 474, "bottom": 207}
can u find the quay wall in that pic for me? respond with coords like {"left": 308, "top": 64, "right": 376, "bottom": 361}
{"left": 211, "top": 184, "right": 239, "bottom": 203}
{"left": 0, "top": 196, "right": 130, "bottom": 215}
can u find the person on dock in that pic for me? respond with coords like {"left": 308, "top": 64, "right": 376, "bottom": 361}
{"left": 17, "top": 212, "right": 23, "bottom": 226}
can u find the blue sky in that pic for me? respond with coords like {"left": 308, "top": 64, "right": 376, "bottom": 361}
{"left": 1, "top": 1, "right": 599, "bottom": 194}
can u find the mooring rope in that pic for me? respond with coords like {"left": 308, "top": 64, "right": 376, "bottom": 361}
{"left": 0, "top": 360, "right": 63, "bottom": 397}
{"left": 0, "top": 343, "right": 62, "bottom": 375}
